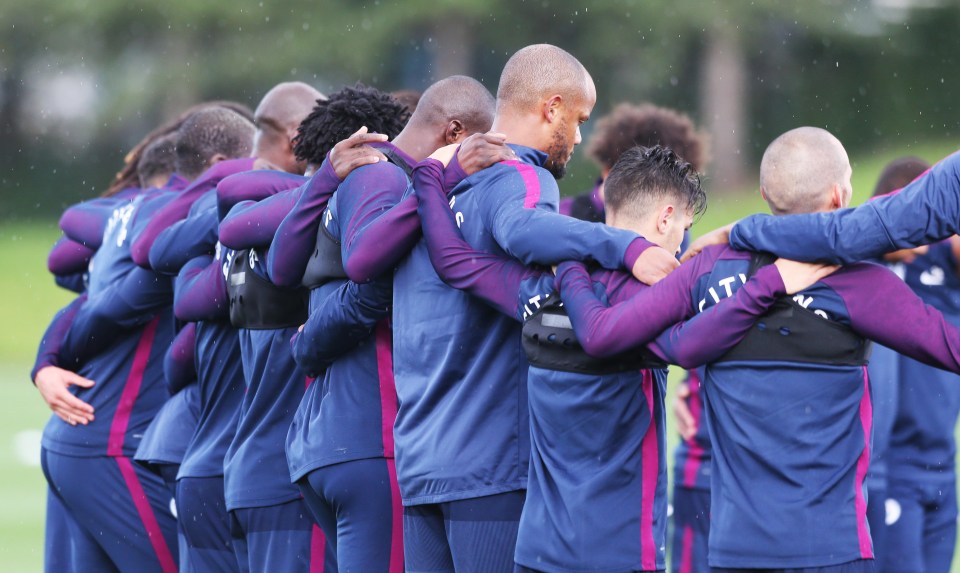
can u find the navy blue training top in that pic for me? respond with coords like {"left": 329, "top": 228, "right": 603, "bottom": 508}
{"left": 391, "top": 146, "right": 648, "bottom": 505}
{"left": 888, "top": 241, "right": 960, "bottom": 484}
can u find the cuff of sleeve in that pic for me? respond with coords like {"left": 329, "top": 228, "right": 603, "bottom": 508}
{"left": 413, "top": 159, "right": 445, "bottom": 187}
{"left": 315, "top": 156, "right": 344, "bottom": 189}
{"left": 623, "top": 237, "right": 657, "bottom": 270}
{"left": 729, "top": 217, "right": 759, "bottom": 250}
{"left": 752, "top": 264, "right": 787, "bottom": 297}
{"left": 554, "top": 261, "right": 588, "bottom": 291}
{"left": 442, "top": 154, "right": 469, "bottom": 193}
{"left": 31, "top": 360, "right": 54, "bottom": 385}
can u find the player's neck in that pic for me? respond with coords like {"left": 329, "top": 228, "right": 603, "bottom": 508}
{"left": 490, "top": 113, "right": 547, "bottom": 154}
{"left": 606, "top": 212, "right": 661, "bottom": 248}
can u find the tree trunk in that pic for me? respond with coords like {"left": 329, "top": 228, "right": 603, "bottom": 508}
{"left": 699, "top": 27, "right": 748, "bottom": 191}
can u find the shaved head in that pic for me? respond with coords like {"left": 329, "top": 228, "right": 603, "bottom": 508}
{"left": 497, "top": 44, "right": 593, "bottom": 114}
{"left": 760, "top": 127, "right": 851, "bottom": 215}
{"left": 254, "top": 82, "right": 325, "bottom": 173}
{"left": 494, "top": 45, "right": 596, "bottom": 179}
{"left": 255, "top": 82, "right": 325, "bottom": 134}
{"left": 408, "top": 75, "right": 495, "bottom": 134}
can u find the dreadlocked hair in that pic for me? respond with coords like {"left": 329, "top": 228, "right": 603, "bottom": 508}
{"left": 102, "top": 100, "right": 253, "bottom": 197}
{"left": 293, "top": 83, "right": 410, "bottom": 166}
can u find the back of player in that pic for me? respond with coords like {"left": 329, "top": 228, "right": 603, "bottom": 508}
{"left": 218, "top": 197, "right": 331, "bottom": 573}
{"left": 882, "top": 238, "right": 960, "bottom": 573}
{"left": 655, "top": 128, "right": 960, "bottom": 572}
{"left": 392, "top": 45, "right": 663, "bottom": 572}
{"left": 39, "top": 187, "right": 182, "bottom": 573}
{"left": 515, "top": 146, "right": 703, "bottom": 573}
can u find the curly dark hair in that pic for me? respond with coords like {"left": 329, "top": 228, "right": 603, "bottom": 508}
{"left": 604, "top": 145, "right": 707, "bottom": 222}
{"left": 103, "top": 100, "right": 253, "bottom": 197}
{"left": 587, "top": 103, "right": 709, "bottom": 173}
{"left": 293, "top": 83, "right": 410, "bottom": 166}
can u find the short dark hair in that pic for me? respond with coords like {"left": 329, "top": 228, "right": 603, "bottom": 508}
{"left": 873, "top": 156, "right": 931, "bottom": 197}
{"left": 137, "top": 133, "right": 178, "bottom": 188}
{"left": 103, "top": 100, "right": 253, "bottom": 197}
{"left": 587, "top": 103, "right": 709, "bottom": 172}
{"left": 604, "top": 145, "right": 707, "bottom": 222}
{"left": 175, "top": 107, "right": 255, "bottom": 179}
{"left": 293, "top": 83, "right": 409, "bottom": 166}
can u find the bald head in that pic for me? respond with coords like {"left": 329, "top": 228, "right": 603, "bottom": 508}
{"left": 496, "top": 44, "right": 594, "bottom": 114}
{"left": 408, "top": 76, "right": 495, "bottom": 135}
{"left": 760, "top": 127, "right": 852, "bottom": 215}
{"left": 254, "top": 82, "right": 325, "bottom": 173}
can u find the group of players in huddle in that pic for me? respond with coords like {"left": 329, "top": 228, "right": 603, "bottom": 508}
{"left": 31, "top": 42, "right": 960, "bottom": 573}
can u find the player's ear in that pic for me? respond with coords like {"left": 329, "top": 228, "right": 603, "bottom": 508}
{"left": 207, "top": 153, "right": 229, "bottom": 167}
{"left": 542, "top": 95, "right": 563, "bottom": 124}
{"left": 444, "top": 120, "right": 466, "bottom": 145}
{"left": 658, "top": 204, "right": 676, "bottom": 233}
{"left": 830, "top": 183, "right": 845, "bottom": 209}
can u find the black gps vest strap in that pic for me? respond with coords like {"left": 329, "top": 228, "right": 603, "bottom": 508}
{"left": 300, "top": 148, "right": 412, "bottom": 289}
{"left": 714, "top": 252, "right": 872, "bottom": 366}
{"left": 228, "top": 249, "right": 309, "bottom": 330}
{"left": 379, "top": 147, "right": 415, "bottom": 178}
{"left": 522, "top": 296, "right": 667, "bottom": 375}
{"left": 301, "top": 224, "right": 347, "bottom": 289}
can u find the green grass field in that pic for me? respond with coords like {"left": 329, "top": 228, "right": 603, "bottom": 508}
{"left": 0, "top": 140, "right": 957, "bottom": 571}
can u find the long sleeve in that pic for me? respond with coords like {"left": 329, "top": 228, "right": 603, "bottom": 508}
{"left": 218, "top": 190, "right": 300, "bottom": 252}
{"left": 266, "top": 160, "right": 342, "bottom": 287}
{"left": 31, "top": 295, "right": 86, "bottom": 381}
{"left": 730, "top": 151, "right": 960, "bottom": 264}
{"left": 47, "top": 237, "right": 94, "bottom": 276}
{"left": 131, "top": 157, "right": 255, "bottom": 267}
{"left": 59, "top": 267, "right": 173, "bottom": 367}
{"left": 216, "top": 168, "right": 307, "bottom": 221}
{"left": 174, "top": 255, "right": 229, "bottom": 322}
{"left": 59, "top": 196, "right": 128, "bottom": 249}
{"left": 415, "top": 159, "right": 553, "bottom": 321}
{"left": 828, "top": 264, "right": 960, "bottom": 373}
{"left": 149, "top": 205, "right": 219, "bottom": 275}
{"left": 291, "top": 279, "right": 392, "bottom": 377}
{"left": 339, "top": 157, "right": 470, "bottom": 284}
{"left": 477, "top": 161, "right": 652, "bottom": 271}
{"left": 164, "top": 323, "right": 197, "bottom": 394}
{"left": 649, "top": 265, "right": 787, "bottom": 368}
{"left": 555, "top": 251, "right": 718, "bottom": 358}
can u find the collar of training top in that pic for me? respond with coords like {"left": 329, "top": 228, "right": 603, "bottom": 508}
{"left": 507, "top": 143, "right": 548, "bottom": 167}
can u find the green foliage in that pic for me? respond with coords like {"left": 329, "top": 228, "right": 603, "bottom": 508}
{"left": 0, "top": 0, "right": 957, "bottom": 219}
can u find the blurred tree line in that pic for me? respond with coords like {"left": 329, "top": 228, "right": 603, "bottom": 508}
{"left": 0, "top": 0, "right": 956, "bottom": 219}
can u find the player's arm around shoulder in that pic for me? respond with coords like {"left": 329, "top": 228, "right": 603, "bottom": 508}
{"left": 825, "top": 261, "right": 960, "bottom": 373}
